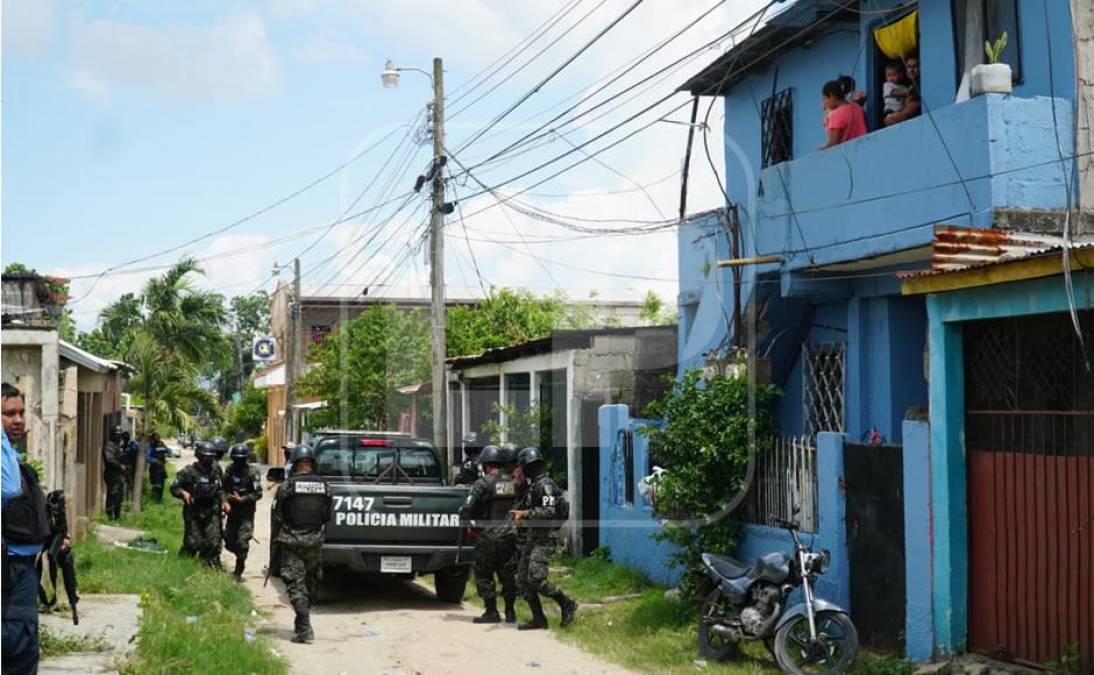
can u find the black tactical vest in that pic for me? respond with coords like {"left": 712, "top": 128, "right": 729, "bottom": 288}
{"left": 224, "top": 466, "right": 255, "bottom": 496}
{"left": 2, "top": 463, "right": 51, "bottom": 545}
{"left": 285, "top": 474, "right": 330, "bottom": 528}
{"left": 487, "top": 475, "right": 517, "bottom": 521}
{"left": 191, "top": 472, "right": 219, "bottom": 512}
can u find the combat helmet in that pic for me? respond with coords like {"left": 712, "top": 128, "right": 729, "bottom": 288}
{"left": 517, "top": 446, "right": 544, "bottom": 467}
{"left": 479, "top": 445, "right": 505, "bottom": 466}
{"left": 194, "top": 441, "right": 218, "bottom": 458}
{"left": 229, "top": 443, "right": 250, "bottom": 461}
{"left": 289, "top": 444, "right": 317, "bottom": 466}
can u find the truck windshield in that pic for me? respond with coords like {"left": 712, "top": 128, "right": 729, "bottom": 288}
{"left": 314, "top": 440, "right": 441, "bottom": 483}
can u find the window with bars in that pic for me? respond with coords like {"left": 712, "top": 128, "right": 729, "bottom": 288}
{"left": 761, "top": 87, "right": 793, "bottom": 168}
{"left": 803, "top": 342, "right": 845, "bottom": 437}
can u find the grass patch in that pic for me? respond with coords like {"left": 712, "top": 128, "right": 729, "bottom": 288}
{"left": 78, "top": 471, "right": 286, "bottom": 675}
{"left": 39, "top": 626, "right": 109, "bottom": 659}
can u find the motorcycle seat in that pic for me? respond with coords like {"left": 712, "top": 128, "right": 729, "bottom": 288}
{"left": 706, "top": 553, "right": 750, "bottom": 579}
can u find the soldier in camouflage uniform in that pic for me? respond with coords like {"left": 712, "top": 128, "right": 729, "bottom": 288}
{"left": 272, "top": 445, "right": 332, "bottom": 644}
{"left": 223, "top": 443, "right": 262, "bottom": 581}
{"left": 102, "top": 426, "right": 128, "bottom": 520}
{"left": 170, "top": 442, "right": 228, "bottom": 567}
{"left": 511, "top": 447, "right": 578, "bottom": 631}
{"left": 458, "top": 445, "right": 519, "bottom": 624}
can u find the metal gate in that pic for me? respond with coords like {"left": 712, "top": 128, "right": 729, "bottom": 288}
{"left": 844, "top": 442, "right": 906, "bottom": 649}
{"left": 965, "top": 311, "right": 1094, "bottom": 669}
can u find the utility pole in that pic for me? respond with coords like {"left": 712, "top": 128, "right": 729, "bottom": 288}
{"left": 282, "top": 258, "right": 301, "bottom": 446}
{"left": 429, "top": 57, "right": 448, "bottom": 467}
{"left": 292, "top": 257, "right": 302, "bottom": 444}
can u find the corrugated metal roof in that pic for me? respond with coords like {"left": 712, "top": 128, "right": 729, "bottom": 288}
{"left": 59, "top": 340, "right": 117, "bottom": 373}
{"left": 898, "top": 225, "right": 1094, "bottom": 279}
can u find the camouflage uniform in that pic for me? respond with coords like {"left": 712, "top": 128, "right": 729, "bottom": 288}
{"left": 273, "top": 471, "right": 332, "bottom": 642}
{"left": 102, "top": 440, "right": 126, "bottom": 520}
{"left": 515, "top": 474, "right": 564, "bottom": 599}
{"left": 459, "top": 472, "right": 519, "bottom": 621}
{"left": 222, "top": 462, "right": 262, "bottom": 579}
{"left": 147, "top": 445, "right": 168, "bottom": 502}
{"left": 170, "top": 461, "right": 225, "bottom": 567}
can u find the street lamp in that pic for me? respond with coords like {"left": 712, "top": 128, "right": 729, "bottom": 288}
{"left": 380, "top": 59, "right": 434, "bottom": 88}
{"left": 381, "top": 57, "right": 449, "bottom": 469}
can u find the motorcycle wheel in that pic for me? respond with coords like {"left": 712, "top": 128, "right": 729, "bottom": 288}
{"left": 773, "top": 610, "right": 858, "bottom": 674}
{"left": 697, "top": 587, "right": 740, "bottom": 662}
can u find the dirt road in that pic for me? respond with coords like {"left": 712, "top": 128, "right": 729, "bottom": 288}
{"left": 236, "top": 476, "right": 631, "bottom": 675}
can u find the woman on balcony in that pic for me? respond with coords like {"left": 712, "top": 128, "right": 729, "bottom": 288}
{"left": 819, "top": 79, "right": 868, "bottom": 150}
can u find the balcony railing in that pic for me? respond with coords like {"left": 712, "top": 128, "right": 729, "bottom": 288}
{"left": 750, "top": 94, "right": 1074, "bottom": 271}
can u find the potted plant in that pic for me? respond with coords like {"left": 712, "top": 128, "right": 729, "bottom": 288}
{"left": 41, "top": 276, "right": 71, "bottom": 306}
{"left": 971, "top": 31, "right": 1012, "bottom": 96}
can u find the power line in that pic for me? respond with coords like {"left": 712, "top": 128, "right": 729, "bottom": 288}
{"left": 448, "top": 0, "right": 603, "bottom": 118}
{"left": 461, "top": 0, "right": 743, "bottom": 172}
{"left": 66, "top": 128, "right": 414, "bottom": 306}
{"left": 447, "top": 0, "right": 586, "bottom": 101}
{"left": 453, "top": 0, "right": 648, "bottom": 155}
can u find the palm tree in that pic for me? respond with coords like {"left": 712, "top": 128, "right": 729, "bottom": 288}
{"left": 120, "top": 258, "right": 226, "bottom": 511}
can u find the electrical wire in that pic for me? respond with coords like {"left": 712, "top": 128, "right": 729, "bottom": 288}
{"left": 448, "top": 0, "right": 606, "bottom": 119}
{"left": 453, "top": 0, "right": 648, "bottom": 155}
{"left": 447, "top": 0, "right": 585, "bottom": 101}
{"left": 459, "top": 0, "right": 738, "bottom": 170}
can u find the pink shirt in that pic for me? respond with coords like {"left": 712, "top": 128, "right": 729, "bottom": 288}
{"left": 825, "top": 103, "right": 867, "bottom": 144}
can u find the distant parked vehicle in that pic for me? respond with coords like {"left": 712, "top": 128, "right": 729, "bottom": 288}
{"left": 165, "top": 444, "right": 182, "bottom": 459}
{"left": 697, "top": 516, "right": 858, "bottom": 674}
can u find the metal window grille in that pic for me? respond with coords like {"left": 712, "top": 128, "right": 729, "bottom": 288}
{"left": 761, "top": 87, "right": 793, "bottom": 168}
{"left": 743, "top": 435, "right": 819, "bottom": 533}
{"left": 803, "top": 342, "right": 846, "bottom": 437}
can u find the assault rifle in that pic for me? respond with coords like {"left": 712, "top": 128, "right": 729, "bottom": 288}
{"left": 36, "top": 490, "right": 79, "bottom": 625}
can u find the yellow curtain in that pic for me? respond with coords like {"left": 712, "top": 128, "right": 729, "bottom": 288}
{"left": 873, "top": 10, "right": 918, "bottom": 60}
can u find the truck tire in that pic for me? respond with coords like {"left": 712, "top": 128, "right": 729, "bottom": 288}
{"left": 434, "top": 566, "right": 469, "bottom": 604}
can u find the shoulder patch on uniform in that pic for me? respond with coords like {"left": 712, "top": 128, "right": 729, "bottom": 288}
{"left": 542, "top": 482, "right": 556, "bottom": 496}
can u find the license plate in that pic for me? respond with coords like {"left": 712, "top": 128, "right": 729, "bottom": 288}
{"left": 380, "top": 556, "right": 413, "bottom": 574}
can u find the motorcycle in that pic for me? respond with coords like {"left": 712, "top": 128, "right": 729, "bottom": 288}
{"left": 697, "top": 516, "right": 858, "bottom": 674}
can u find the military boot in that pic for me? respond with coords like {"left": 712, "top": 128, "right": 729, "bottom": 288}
{"left": 518, "top": 594, "right": 548, "bottom": 631}
{"left": 473, "top": 597, "right": 502, "bottom": 624}
{"left": 503, "top": 596, "right": 517, "bottom": 624}
{"left": 233, "top": 556, "right": 246, "bottom": 582}
{"left": 550, "top": 590, "right": 578, "bottom": 627}
{"left": 291, "top": 606, "right": 314, "bottom": 643}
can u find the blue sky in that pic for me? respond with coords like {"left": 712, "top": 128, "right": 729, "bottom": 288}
{"left": 2, "top": 0, "right": 758, "bottom": 328}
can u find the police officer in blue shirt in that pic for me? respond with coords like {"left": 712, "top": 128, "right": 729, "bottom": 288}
{"left": 2, "top": 382, "right": 51, "bottom": 674}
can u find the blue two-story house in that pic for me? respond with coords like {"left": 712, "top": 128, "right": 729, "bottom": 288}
{"left": 599, "top": 0, "right": 1085, "bottom": 667}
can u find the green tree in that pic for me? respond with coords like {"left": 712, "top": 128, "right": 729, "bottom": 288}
{"left": 214, "top": 291, "right": 270, "bottom": 401}
{"left": 226, "top": 383, "right": 268, "bottom": 439}
{"left": 640, "top": 369, "right": 779, "bottom": 598}
{"left": 3, "top": 262, "right": 34, "bottom": 275}
{"left": 298, "top": 305, "right": 430, "bottom": 430}
{"left": 447, "top": 288, "right": 593, "bottom": 357}
{"left": 639, "top": 290, "right": 677, "bottom": 326}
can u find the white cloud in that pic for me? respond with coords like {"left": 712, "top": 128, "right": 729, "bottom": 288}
{"left": 290, "top": 35, "right": 366, "bottom": 64}
{"left": 2, "top": 0, "right": 57, "bottom": 57}
{"left": 68, "top": 12, "right": 280, "bottom": 102}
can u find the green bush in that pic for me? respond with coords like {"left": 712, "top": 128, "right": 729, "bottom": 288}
{"left": 248, "top": 434, "right": 268, "bottom": 463}
{"left": 640, "top": 368, "right": 779, "bottom": 600}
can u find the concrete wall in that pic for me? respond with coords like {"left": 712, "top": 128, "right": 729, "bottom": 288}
{"left": 598, "top": 404, "right": 851, "bottom": 608}
{"left": 1, "top": 329, "right": 60, "bottom": 489}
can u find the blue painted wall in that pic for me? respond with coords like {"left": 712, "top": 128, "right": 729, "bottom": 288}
{"left": 598, "top": 404, "right": 682, "bottom": 586}
{"left": 902, "top": 419, "right": 933, "bottom": 662}
{"left": 598, "top": 404, "right": 851, "bottom": 608}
